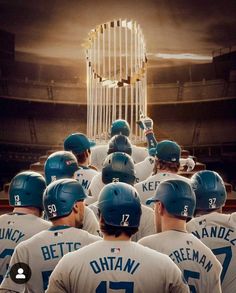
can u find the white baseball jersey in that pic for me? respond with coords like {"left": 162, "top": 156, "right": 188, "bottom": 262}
{"left": 46, "top": 240, "right": 190, "bottom": 293}
{"left": 0, "top": 213, "right": 51, "bottom": 283}
{"left": 91, "top": 144, "right": 148, "bottom": 171}
{"left": 88, "top": 158, "right": 155, "bottom": 205}
{"left": 0, "top": 226, "right": 101, "bottom": 292}
{"left": 139, "top": 230, "right": 222, "bottom": 293}
{"left": 89, "top": 203, "right": 155, "bottom": 242}
{"left": 83, "top": 206, "right": 100, "bottom": 236}
{"left": 187, "top": 212, "right": 236, "bottom": 293}
{"left": 74, "top": 166, "right": 99, "bottom": 192}
{"left": 135, "top": 172, "right": 191, "bottom": 205}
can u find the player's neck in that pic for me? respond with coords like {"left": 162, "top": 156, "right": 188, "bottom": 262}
{"left": 161, "top": 217, "right": 187, "bottom": 233}
{"left": 13, "top": 207, "right": 41, "bottom": 217}
{"left": 103, "top": 234, "right": 131, "bottom": 241}
{"left": 51, "top": 216, "right": 74, "bottom": 228}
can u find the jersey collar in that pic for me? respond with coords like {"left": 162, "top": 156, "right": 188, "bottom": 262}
{"left": 49, "top": 225, "right": 71, "bottom": 231}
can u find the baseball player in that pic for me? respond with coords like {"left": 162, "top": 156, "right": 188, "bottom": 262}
{"left": 139, "top": 179, "right": 222, "bottom": 293}
{"left": 0, "top": 179, "right": 101, "bottom": 292}
{"left": 44, "top": 151, "right": 100, "bottom": 236}
{"left": 187, "top": 170, "right": 236, "bottom": 293}
{"left": 89, "top": 135, "right": 154, "bottom": 200}
{"left": 0, "top": 171, "right": 50, "bottom": 283}
{"left": 88, "top": 152, "right": 155, "bottom": 241}
{"left": 134, "top": 140, "right": 191, "bottom": 206}
{"left": 46, "top": 182, "right": 189, "bottom": 293}
{"left": 64, "top": 132, "right": 99, "bottom": 192}
{"left": 91, "top": 119, "right": 149, "bottom": 170}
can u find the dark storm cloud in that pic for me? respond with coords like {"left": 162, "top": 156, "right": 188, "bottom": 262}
{"left": 204, "top": 21, "right": 236, "bottom": 46}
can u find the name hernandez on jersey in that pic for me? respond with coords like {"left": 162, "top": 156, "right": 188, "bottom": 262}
{"left": 187, "top": 212, "right": 236, "bottom": 293}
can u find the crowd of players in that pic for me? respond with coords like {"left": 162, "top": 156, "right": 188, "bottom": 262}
{"left": 0, "top": 117, "right": 235, "bottom": 292}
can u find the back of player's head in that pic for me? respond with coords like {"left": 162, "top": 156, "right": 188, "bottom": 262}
{"left": 107, "top": 134, "right": 132, "bottom": 156}
{"left": 64, "top": 132, "right": 96, "bottom": 155}
{"left": 155, "top": 140, "right": 181, "bottom": 163}
{"left": 43, "top": 178, "right": 87, "bottom": 219}
{"left": 9, "top": 171, "right": 46, "bottom": 210}
{"left": 146, "top": 179, "right": 196, "bottom": 219}
{"left": 191, "top": 170, "right": 227, "bottom": 211}
{"left": 102, "top": 152, "right": 136, "bottom": 185}
{"left": 98, "top": 182, "right": 141, "bottom": 228}
{"left": 44, "top": 151, "right": 78, "bottom": 185}
{"left": 110, "top": 119, "right": 130, "bottom": 137}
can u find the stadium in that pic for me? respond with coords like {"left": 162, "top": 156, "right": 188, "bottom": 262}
{"left": 0, "top": 1, "right": 236, "bottom": 292}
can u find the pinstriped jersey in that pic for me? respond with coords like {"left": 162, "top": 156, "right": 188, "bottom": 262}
{"left": 138, "top": 230, "right": 222, "bottom": 293}
{"left": 74, "top": 166, "right": 99, "bottom": 192}
{"left": 46, "top": 240, "right": 190, "bottom": 293}
{"left": 0, "top": 213, "right": 51, "bottom": 283}
{"left": 0, "top": 226, "right": 101, "bottom": 292}
{"left": 187, "top": 212, "right": 236, "bottom": 293}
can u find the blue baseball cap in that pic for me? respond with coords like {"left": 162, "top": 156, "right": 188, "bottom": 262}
{"left": 64, "top": 133, "right": 96, "bottom": 154}
{"left": 155, "top": 140, "right": 181, "bottom": 163}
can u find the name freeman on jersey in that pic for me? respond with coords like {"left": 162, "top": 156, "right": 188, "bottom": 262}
{"left": 41, "top": 242, "right": 81, "bottom": 261}
{"left": 90, "top": 257, "right": 140, "bottom": 275}
{"left": 169, "top": 248, "right": 213, "bottom": 272}
{"left": 0, "top": 228, "right": 25, "bottom": 243}
{"left": 192, "top": 226, "right": 236, "bottom": 246}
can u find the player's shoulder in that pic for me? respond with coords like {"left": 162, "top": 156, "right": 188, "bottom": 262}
{"left": 229, "top": 212, "right": 236, "bottom": 225}
{"left": 12, "top": 229, "right": 49, "bottom": 255}
{"left": 77, "top": 228, "right": 102, "bottom": 242}
{"left": 91, "top": 144, "right": 108, "bottom": 153}
{"left": 136, "top": 241, "right": 178, "bottom": 267}
{"left": 90, "top": 172, "right": 102, "bottom": 183}
{"left": 141, "top": 204, "right": 154, "bottom": 214}
{"left": 138, "top": 233, "right": 157, "bottom": 245}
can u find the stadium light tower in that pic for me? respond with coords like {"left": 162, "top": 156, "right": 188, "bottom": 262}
{"left": 84, "top": 19, "right": 147, "bottom": 143}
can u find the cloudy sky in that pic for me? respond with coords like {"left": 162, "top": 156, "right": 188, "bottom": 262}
{"left": 0, "top": 0, "right": 235, "bottom": 66}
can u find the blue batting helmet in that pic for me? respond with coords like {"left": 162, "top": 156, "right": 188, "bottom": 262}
{"left": 110, "top": 119, "right": 130, "bottom": 137}
{"left": 64, "top": 133, "right": 96, "bottom": 155}
{"left": 102, "top": 152, "right": 136, "bottom": 185}
{"left": 107, "top": 134, "right": 132, "bottom": 156}
{"left": 155, "top": 140, "right": 181, "bottom": 163}
{"left": 43, "top": 178, "right": 87, "bottom": 219}
{"left": 98, "top": 182, "right": 142, "bottom": 227}
{"left": 44, "top": 151, "right": 78, "bottom": 185}
{"left": 146, "top": 179, "right": 196, "bottom": 218}
{"left": 9, "top": 171, "right": 46, "bottom": 209}
{"left": 191, "top": 170, "right": 227, "bottom": 210}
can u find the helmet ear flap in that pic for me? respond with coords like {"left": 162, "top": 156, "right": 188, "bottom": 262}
{"left": 44, "top": 151, "right": 78, "bottom": 185}
{"left": 9, "top": 171, "right": 46, "bottom": 209}
{"left": 191, "top": 170, "right": 227, "bottom": 210}
{"left": 43, "top": 179, "right": 87, "bottom": 220}
{"left": 98, "top": 182, "right": 141, "bottom": 227}
{"left": 102, "top": 152, "right": 135, "bottom": 185}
